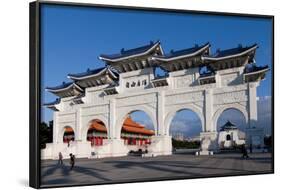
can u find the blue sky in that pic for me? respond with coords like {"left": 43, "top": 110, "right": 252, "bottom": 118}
{"left": 41, "top": 4, "right": 272, "bottom": 134}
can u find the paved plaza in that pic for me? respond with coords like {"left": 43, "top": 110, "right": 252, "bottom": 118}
{"left": 41, "top": 153, "right": 273, "bottom": 187}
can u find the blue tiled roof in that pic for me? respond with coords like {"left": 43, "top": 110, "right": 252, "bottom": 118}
{"left": 199, "top": 72, "right": 215, "bottom": 78}
{"left": 100, "top": 41, "right": 160, "bottom": 60}
{"left": 68, "top": 67, "right": 106, "bottom": 78}
{"left": 46, "top": 82, "right": 73, "bottom": 91}
{"left": 211, "top": 44, "right": 257, "bottom": 58}
{"left": 220, "top": 121, "right": 237, "bottom": 131}
{"left": 155, "top": 42, "right": 209, "bottom": 59}
{"left": 244, "top": 65, "right": 269, "bottom": 73}
{"left": 44, "top": 98, "right": 60, "bottom": 106}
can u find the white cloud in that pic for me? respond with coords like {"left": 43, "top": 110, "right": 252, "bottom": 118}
{"left": 170, "top": 119, "right": 202, "bottom": 137}
{"left": 257, "top": 96, "right": 272, "bottom": 135}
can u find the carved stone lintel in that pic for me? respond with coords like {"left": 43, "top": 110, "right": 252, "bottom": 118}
{"left": 117, "top": 93, "right": 156, "bottom": 107}
{"left": 165, "top": 91, "right": 204, "bottom": 105}
{"left": 214, "top": 91, "right": 248, "bottom": 105}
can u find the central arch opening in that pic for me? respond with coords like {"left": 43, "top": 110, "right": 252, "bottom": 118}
{"left": 169, "top": 109, "right": 202, "bottom": 154}
{"left": 87, "top": 119, "right": 108, "bottom": 147}
{"left": 217, "top": 108, "right": 247, "bottom": 150}
{"left": 63, "top": 126, "right": 75, "bottom": 144}
{"left": 120, "top": 110, "right": 155, "bottom": 155}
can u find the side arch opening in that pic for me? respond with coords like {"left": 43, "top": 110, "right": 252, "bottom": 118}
{"left": 87, "top": 119, "right": 108, "bottom": 147}
{"left": 217, "top": 108, "right": 247, "bottom": 150}
{"left": 63, "top": 126, "right": 75, "bottom": 144}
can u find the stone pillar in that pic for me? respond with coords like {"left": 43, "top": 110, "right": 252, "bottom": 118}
{"left": 109, "top": 99, "right": 116, "bottom": 139}
{"left": 248, "top": 83, "right": 258, "bottom": 128}
{"left": 147, "top": 135, "right": 172, "bottom": 156}
{"left": 157, "top": 91, "right": 165, "bottom": 136}
{"left": 53, "top": 111, "right": 58, "bottom": 143}
{"left": 215, "top": 74, "right": 221, "bottom": 88}
{"left": 199, "top": 89, "right": 218, "bottom": 155}
{"left": 152, "top": 91, "right": 172, "bottom": 156}
{"left": 204, "top": 89, "right": 214, "bottom": 132}
{"left": 247, "top": 82, "right": 264, "bottom": 148}
{"left": 199, "top": 132, "right": 218, "bottom": 155}
{"left": 76, "top": 108, "right": 82, "bottom": 141}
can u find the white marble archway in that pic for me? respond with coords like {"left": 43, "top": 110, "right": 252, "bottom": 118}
{"left": 164, "top": 104, "right": 205, "bottom": 136}
{"left": 115, "top": 105, "right": 157, "bottom": 139}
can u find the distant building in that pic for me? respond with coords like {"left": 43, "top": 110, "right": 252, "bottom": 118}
{"left": 85, "top": 117, "right": 154, "bottom": 148}
{"left": 187, "top": 136, "right": 201, "bottom": 142}
{"left": 172, "top": 132, "right": 185, "bottom": 141}
{"left": 218, "top": 121, "right": 245, "bottom": 149}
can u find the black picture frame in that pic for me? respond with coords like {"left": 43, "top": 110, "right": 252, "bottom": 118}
{"left": 29, "top": 1, "right": 274, "bottom": 188}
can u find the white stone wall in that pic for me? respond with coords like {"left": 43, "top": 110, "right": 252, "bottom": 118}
{"left": 42, "top": 65, "right": 264, "bottom": 159}
{"left": 170, "top": 68, "right": 199, "bottom": 88}
{"left": 119, "top": 68, "right": 154, "bottom": 93}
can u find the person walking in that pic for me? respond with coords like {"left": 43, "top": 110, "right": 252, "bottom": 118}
{"left": 249, "top": 143, "right": 253, "bottom": 153}
{"left": 69, "top": 153, "right": 75, "bottom": 170}
{"left": 241, "top": 144, "right": 249, "bottom": 159}
{"left": 58, "top": 152, "right": 63, "bottom": 165}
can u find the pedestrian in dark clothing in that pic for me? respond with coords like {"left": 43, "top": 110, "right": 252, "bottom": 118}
{"left": 69, "top": 153, "right": 75, "bottom": 170}
{"left": 58, "top": 152, "right": 63, "bottom": 165}
{"left": 249, "top": 144, "right": 253, "bottom": 153}
{"left": 241, "top": 144, "right": 249, "bottom": 159}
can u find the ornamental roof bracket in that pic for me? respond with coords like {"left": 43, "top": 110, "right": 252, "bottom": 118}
{"left": 71, "top": 93, "right": 85, "bottom": 105}
{"left": 68, "top": 66, "right": 118, "bottom": 81}
{"left": 151, "top": 42, "right": 210, "bottom": 72}
{"left": 243, "top": 65, "right": 269, "bottom": 83}
{"left": 103, "top": 83, "right": 119, "bottom": 95}
{"left": 99, "top": 40, "right": 163, "bottom": 63}
{"left": 198, "top": 71, "right": 216, "bottom": 85}
{"left": 67, "top": 66, "right": 119, "bottom": 88}
{"left": 202, "top": 43, "right": 258, "bottom": 62}
{"left": 152, "top": 42, "right": 210, "bottom": 62}
{"left": 99, "top": 41, "right": 164, "bottom": 73}
{"left": 43, "top": 98, "right": 61, "bottom": 111}
{"left": 151, "top": 75, "right": 169, "bottom": 88}
{"left": 45, "top": 82, "right": 84, "bottom": 98}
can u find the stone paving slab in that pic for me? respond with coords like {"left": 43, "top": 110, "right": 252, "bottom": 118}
{"left": 40, "top": 153, "right": 273, "bottom": 187}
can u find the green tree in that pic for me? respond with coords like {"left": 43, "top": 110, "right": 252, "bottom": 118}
{"left": 172, "top": 138, "right": 200, "bottom": 149}
{"left": 40, "top": 121, "right": 53, "bottom": 149}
